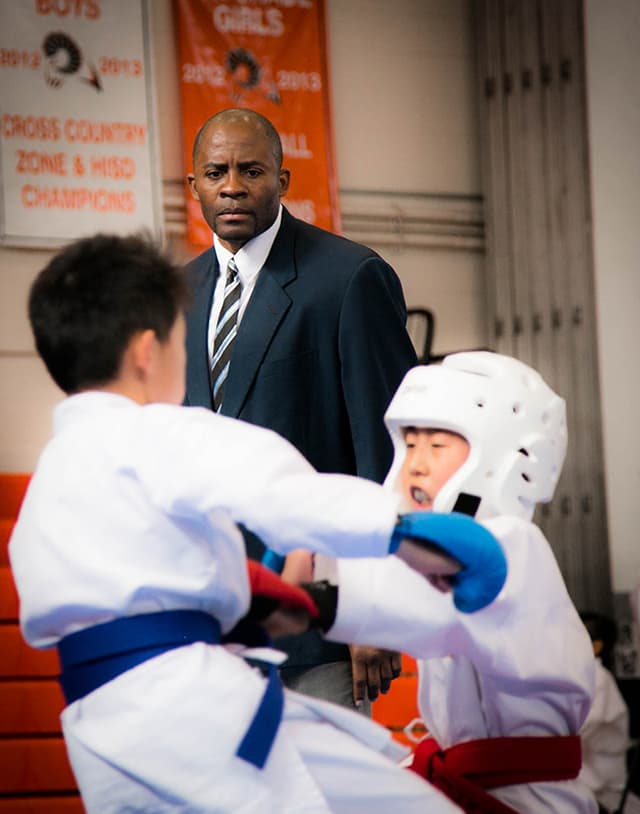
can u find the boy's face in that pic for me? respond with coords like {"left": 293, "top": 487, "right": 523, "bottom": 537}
{"left": 149, "top": 312, "right": 187, "bottom": 405}
{"left": 399, "top": 428, "right": 470, "bottom": 511}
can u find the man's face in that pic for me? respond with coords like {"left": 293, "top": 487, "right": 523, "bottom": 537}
{"left": 399, "top": 427, "right": 470, "bottom": 511}
{"left": 187, "top": 119, "right": 290, "bottom": 252}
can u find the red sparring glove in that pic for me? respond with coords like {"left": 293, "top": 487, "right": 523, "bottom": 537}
{"left": 246, "top": 559, "right": 319, "bottom": 620}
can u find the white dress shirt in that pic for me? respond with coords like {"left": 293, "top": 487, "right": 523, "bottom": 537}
{"left": 208, "top": 206, "right": 283, "bottom": 362}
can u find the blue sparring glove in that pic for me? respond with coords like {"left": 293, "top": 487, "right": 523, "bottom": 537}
{"left": 389, "top": 512, "right": 507, "bottom": 613}
{"left": 261, "top": 548, "right": 286, "bottom": 573}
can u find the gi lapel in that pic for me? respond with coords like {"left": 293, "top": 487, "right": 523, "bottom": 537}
{"left": 220, "top": 212, "right": 297, "bottom": 418}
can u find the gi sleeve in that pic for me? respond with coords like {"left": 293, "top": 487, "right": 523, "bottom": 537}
{"left": 141, "top": 404, "right": 401, "bottom": 560}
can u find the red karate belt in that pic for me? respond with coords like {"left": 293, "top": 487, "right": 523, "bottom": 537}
{"left": 409, "top": 734, "right": 582, "bottom": 814}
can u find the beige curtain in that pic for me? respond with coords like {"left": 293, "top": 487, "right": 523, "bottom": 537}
{"left": 475, "top": 0, "right": 611, "bottom": 613}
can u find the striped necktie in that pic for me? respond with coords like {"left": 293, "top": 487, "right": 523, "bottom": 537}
{"left": 210, "top": 257, "right": 241, "bottom": 412}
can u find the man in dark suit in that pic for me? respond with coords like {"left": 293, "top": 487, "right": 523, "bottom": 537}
{"left": 184, "top": 108, "right": 418, "bottom": 711}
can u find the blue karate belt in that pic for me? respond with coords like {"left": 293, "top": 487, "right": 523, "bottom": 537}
{"left": 56, "top": 609, "right": 283, "bottom": 770}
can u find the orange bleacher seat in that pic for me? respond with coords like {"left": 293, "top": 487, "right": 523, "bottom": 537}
{"left": 0, "top": 474, "right": 31, "bottom": 518}
{"left": 0, "top": 518, "right": 15, "bottom": 563}
{"left": 0, "top": 738, "right": 77, "bottom": 795}
{"left": 401, "top": 653, "right": 418, "bottom": 673}
{"left": 373, "top": 673, "right": 420, "bottom": 729}
{"left": 0, "top": 626, "right": 59, "bottom": 677}
{"left": 0, "top": 680, "right": 65, "bottom": 735}
{"left": 0, "top": 799, "right": 85, "bottom": 814}
{"left": 0, "top": 473, "right": 30, "bottom": 563}
{"left": 0, "top": 565, "right": 19, "bottom": 619}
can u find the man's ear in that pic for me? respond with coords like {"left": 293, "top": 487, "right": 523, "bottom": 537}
{"left": 128, "top": 329, "right": 156, "bottom": 381}
{"left": 187, "top": 174, "right": 200, "bottom": 200}
{"left": 279, "top": 168, "right": 290, "bottom": 197}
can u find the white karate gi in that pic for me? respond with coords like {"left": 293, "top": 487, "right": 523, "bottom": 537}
{"left": 579, "top": 658, "right": 629, "bottom": 812}
{"left": 9, "top": 392, "right": 460, "bottom": 814}
{"left": 329, "top": 514, "right": 599, "bottom": 813}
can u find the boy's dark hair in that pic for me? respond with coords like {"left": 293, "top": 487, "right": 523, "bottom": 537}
{"left": 28, "top": 233, "right": 188, "bottom": 394}
{"left": 580, "top": 610, "right": 618, "bottom": 672}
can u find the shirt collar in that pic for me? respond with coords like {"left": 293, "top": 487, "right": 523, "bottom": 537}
{"left": 213, "top": 205, "right": 283, "bottom": 287}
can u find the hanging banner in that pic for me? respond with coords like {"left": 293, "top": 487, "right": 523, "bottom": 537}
{"left": 174, "top": 0, "right": 340, "bottom": 247}
{"left": 0, "top": 0, "right": 162, "bottom": 248}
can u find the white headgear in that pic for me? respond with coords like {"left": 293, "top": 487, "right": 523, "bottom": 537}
{"left": 384, "top": 351, "right": 567, "bottom": 521}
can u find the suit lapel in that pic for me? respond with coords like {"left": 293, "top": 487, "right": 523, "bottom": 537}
{"left": 185, "top": 248, "right": 219, "bottom": 409}
{"left": 221, "top": 210, "right": 297, "bottom": 417}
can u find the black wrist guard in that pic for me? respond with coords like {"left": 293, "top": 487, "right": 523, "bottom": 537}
{"left": 300, "top": 580, "right": 338, "bottom": 633}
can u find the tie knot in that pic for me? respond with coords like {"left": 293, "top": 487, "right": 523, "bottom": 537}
{"left": 227, "top": 256, "right": 239, "bottom": 282}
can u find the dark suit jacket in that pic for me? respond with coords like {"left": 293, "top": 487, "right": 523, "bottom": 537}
{"left": 185, "top": 207, "right": 417, "bottom": 482}
{"left": 184, "top": 208, "right": 418, "bottom": 667}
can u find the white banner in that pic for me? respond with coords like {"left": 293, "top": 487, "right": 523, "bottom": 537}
{"left": 0, "top": 0, "right": 162, "bottom": 247}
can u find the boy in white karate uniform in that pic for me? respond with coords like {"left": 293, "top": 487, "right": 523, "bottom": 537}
{"left": 9, "top": 233, "right": 480, "bottom": 814}
{"left": 324, "top": 352, "right": 599, "bottom": 812}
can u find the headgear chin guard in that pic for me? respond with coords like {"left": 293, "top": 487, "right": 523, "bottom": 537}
{"left": 384, "top": 352, "right": 567, "bottom": 521}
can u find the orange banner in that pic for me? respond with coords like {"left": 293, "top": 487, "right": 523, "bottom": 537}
{"left": 174, "top": 0, "right": 340, "bottom": 247}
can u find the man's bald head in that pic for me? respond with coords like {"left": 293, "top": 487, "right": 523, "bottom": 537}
{"left": 191, "top": 108, "right": 283, "bottom": 169}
